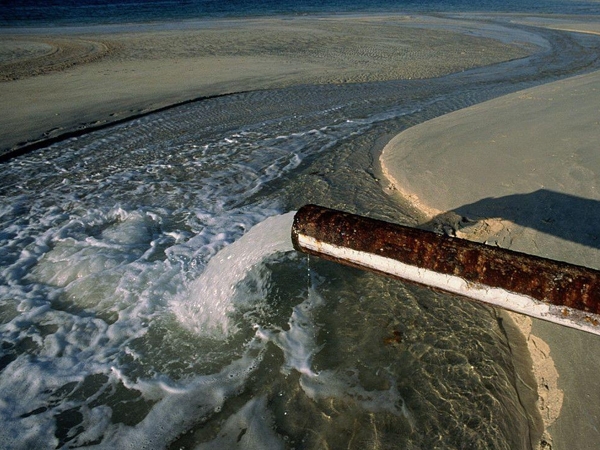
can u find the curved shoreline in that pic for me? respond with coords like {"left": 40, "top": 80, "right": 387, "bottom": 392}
{"left": 380, "top": 18, "right": 600, "bottom": 449}
{"left": 0, "top": 90, "right": 252, "bottom": 163}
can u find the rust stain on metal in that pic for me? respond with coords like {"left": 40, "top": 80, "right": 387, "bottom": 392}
{"left": 292, "top": 204, "right": 600, "bottom": 315}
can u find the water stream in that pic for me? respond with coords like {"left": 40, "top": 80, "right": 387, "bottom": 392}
{"left": 1, "top": 22, "right": 599, "bottom": 449}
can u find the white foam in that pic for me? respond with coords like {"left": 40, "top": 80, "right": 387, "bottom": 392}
{"left": 254, "top": 281, "right": 414, "bottom": 426}
{"left": 89, "top": 337, "right": 269, "bottom": 449}
{"left": 29, "top": 209, "right": 172, "bottom": 315}
{"left": 195, "top": 396, "right": 284, "bottom": 450}
{"left": 256, "top": 286, "right": 325, "bottom": 377}
{"left": 172, "top": 212, "right": 296, "bottom": 337}
{"left": 0, "top": 75, "right": 538, "bottom": 448}
{"left": 300, "top": 369, "right": 413, "bottom": 424}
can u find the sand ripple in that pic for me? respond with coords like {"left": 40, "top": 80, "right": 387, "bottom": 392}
{"left": 0, "top": 16, "right": 537, "bottom": 153}
{"left": 99, "top": 18, "right": 533, "bottom": 83}
{"left": 0, "top": 36, "right": 111, "bottom": 81}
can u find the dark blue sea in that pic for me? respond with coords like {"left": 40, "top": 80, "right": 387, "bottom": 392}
{"left": 1, "top": 0, "right": 600, "bottom": 27}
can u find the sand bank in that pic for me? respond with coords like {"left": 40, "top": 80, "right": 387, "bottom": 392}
{"left": 0, "top": 13, "right": 559, "bottom": 447}
{"left": 507, "top": 14, "right": 600, "bottom": 37}
{"left": 0, "top": 15, "right": 533, "bottom": 156}
{"left": 381, "top": 57, "right": 600, "bottom": 450}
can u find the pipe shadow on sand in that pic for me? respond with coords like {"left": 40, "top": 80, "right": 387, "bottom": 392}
{"left": 424, "top": 189, "right": 600, "bottom": 253}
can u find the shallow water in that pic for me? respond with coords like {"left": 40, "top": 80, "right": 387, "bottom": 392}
{"left": 1, "top": 22, "right": 600, "bottom": 449}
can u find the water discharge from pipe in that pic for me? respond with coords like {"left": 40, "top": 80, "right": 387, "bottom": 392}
{"left": 174, "top": 212, "right": 296, "bottom": 336}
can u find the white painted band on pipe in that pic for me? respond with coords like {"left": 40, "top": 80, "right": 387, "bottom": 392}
{"left": 297, "top": 233, "right": 600, "bottom": 336}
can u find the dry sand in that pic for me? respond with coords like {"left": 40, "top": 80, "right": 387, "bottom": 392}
{"left": 0, "top": 15, "right": 533, "bottom": 155}
{"left": 381, "top": 18, "right": 600, "bottom": 449}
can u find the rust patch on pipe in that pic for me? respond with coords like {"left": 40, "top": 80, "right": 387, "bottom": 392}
{"left": 292, "top": 204, "right": 600, "bottom": 315}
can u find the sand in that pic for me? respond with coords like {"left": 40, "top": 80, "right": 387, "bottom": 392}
{"left": 381, "top": 18, "right": 600, "bottom": 450}
{"left": 0, "top": 15, "right": 533, "bottom": 156}
{"left": 0, "top": 12, "right": 579, "bottom": 449}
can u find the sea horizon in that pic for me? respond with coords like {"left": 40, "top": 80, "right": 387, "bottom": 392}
{"left": 2, "top": 0, "right": 600, "bottom": 28}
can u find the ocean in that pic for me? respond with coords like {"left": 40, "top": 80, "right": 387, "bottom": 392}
{"left": 1, "top": 0, "right": 600, "bottom": 27}
{"left": 1, "top": 1, "right": 600, "bottom": 449}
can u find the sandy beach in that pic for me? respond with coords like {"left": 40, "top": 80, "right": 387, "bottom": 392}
{"left": 381, "top": 17, "right": 600, "bottom": 449}
{"left": 2, "top": 11, "right": 597, "bottom": 449}
{"left": 0, "top": 15, "right": 533, "bottom": 156}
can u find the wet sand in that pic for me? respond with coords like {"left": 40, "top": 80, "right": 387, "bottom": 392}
{"left": 381, "top": 17, "right": 600, "bottom": 449}
{"left": 0, "top": 12, "right": 560, "bottom": 448}
{"left": 0, "top": 14, "right": 532, "bottom": 156}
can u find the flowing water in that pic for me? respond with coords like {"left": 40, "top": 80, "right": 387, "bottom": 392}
{"left": 1, "top": 19, "right": 600, "bottom": 449}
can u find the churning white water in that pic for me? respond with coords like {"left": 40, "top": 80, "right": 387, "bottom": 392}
{"left": 2, "top": 83, "right": 438, "bottom": 448}
{"left": 173, "top": 212, "right": 296, "bottom": 337}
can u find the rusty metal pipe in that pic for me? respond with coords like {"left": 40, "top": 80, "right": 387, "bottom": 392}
{"left": 291, "top": 204, "right": 600, "bottom": 335}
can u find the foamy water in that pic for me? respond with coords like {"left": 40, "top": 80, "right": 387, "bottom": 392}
{"left": 3, "top": 24, "right": 599, "bottom": 446}
{"left": 0, "top": 84, "right": 421, "bottom": 448}
{"left": 173, "top": 212, "right": 296, "bottom": 337}
{"left": 0, "top": 111, "right": 528, "bottom": 449}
